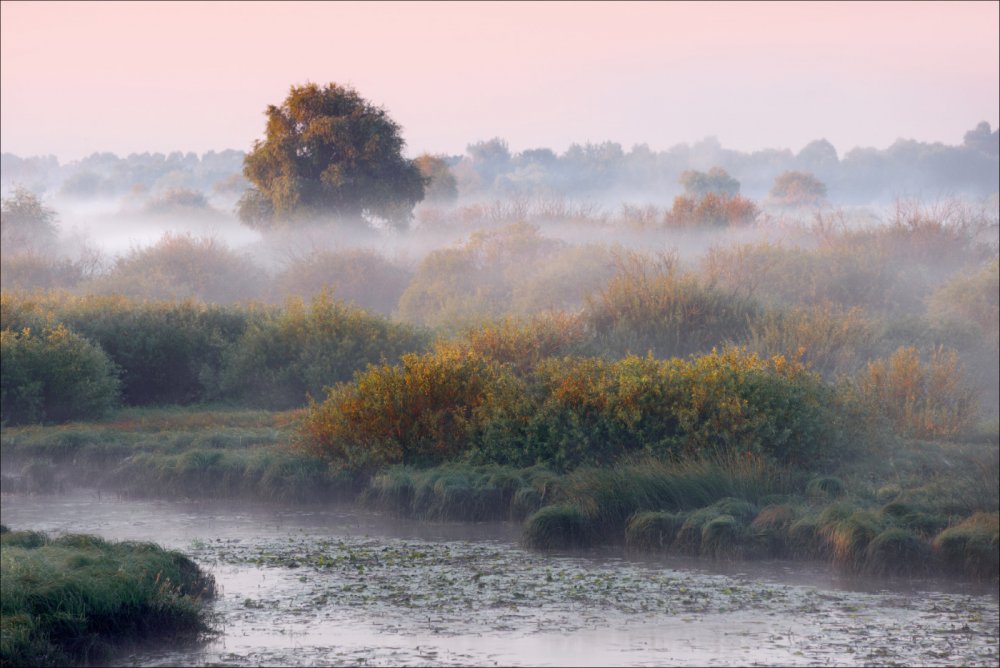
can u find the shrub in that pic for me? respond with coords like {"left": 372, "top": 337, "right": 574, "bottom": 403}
{"left": 0, "top": 187, "right": 58, "bottom": 254}
{"left": 0, "top": 253, "right": 88, "bottom": 292}
{"left": 82, "top": 233, "right": 265, "bottom": 304}
{"left": 303, "top": 341, "right": 860, "bottom": 473}
{"left": 700, "top": 241, "right": 900, "bottom": 313}
{"left": 855, "top": 346, "right": 978, "bottom": 439}
{"left": 219, "top": 293, "right": 428, "bottom": 409}
{"left": 1, "top": 324, "right": 120, "bottom": 425}
{"left": 510, "top": 244, "right": 618, "bottom": 315}
{"left": 41, "top": 294, "right": 251, "bottom": 406}
{"left": 582, "top": 252, "right": 759, "bottom": 360}
{"left": 927, "top": 259, "right": 999, "bottom": 335}
{"left": 271, "top": 249, "right": 413, "bottom": 316}
{"left": 665, "top": 193, "right": 759, "bottom": 227}
{"left": 441, "top": 312, "right": 588, "bottom": 376}
{"left": 143, "top": 188, "right": 218, "bottom": 215}
{"left": 397, "top": 222, "right": 564, "bottom": 330}
{"left": 298, "top": 348, "right": 505, "bottom": 471}
{"left": 747, "top": 303, "right": 877, "bottom": 378}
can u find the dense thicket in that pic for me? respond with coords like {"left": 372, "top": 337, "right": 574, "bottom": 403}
{"left": 0, "top": 292, "right": 428, "bottom": 415}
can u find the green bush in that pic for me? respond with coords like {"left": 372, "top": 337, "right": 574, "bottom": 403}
{"left": 2, "top": 293, "right": 251, "bottom": 406}
{"left": 302, "top": 343, "right": 862, "bottom": 473}
{"left": 1, "top": 324, "right": 120, "bottom": 424}
{"left": 219, "top": 293, "right": 429, "bottom": 409}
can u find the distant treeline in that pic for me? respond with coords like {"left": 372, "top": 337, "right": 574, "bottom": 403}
{"left": 2, "top": 121, "right": 997, "bottom": 206}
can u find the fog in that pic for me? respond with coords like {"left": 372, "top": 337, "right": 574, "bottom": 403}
{"left": 2, "top": 125, "right": 998, "bottom": 421}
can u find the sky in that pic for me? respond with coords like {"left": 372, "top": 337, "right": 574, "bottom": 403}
{"left": 1, "top": 0, "right": 998, "bottom": 162}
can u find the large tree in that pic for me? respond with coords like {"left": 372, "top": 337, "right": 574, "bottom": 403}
{"left": 239, "top": 83, "right": 425, "bottom": 229}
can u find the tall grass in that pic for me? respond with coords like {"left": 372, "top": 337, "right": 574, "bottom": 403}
{"left": 0, "top": 527, "right": 214, "bottom": 667}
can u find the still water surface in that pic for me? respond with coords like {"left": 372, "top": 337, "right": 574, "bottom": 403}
{"left": 2, "top": 491, "right": 997, "bottom": 666}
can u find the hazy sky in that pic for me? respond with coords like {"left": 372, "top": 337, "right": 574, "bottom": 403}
{"left": 2, "top": 1, "right": 998, "bottom": 162}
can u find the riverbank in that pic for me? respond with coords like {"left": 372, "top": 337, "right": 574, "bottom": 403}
{"left": 2, "top": 407, "right": 996, "bottom": 582}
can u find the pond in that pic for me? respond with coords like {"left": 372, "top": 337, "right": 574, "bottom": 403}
{"left": 2, "top": 490, "right": 997, "bottom": 666}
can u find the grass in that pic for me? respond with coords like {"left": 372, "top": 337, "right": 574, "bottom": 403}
{"left": 0, "top": 526, "right": 214, "bottom": 667}
{"left": 932, "top": 512, "right": 1000, "bottom": 580}
{"left": 0, "top": 406, "right": 360, "bottom": 502}
{"left": 360, "top": 463, "right": 558, "bottom": 521}
{"left": 522, "top": 455, "right": 791, "bottom": 550}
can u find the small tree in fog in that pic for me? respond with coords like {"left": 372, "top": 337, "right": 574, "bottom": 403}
{"left": 768, "top": 170, "right": 828, "bottom": 208}
{"left": 0, "top": 187, "right": 58, "bottom": 253}
{"left": 679, "top": 167, "right": 740, "bottom": 197}
{"left": 239, "top": 83, "right": 425, "bottom": 230}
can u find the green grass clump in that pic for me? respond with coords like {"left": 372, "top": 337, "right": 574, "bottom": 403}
{"left": 672, "top": 498, "right": 759, "bottom": 556}
{"left": 359, "top": 464, "right": 552, "bottom": 521}
{"left": 701, "top": 514, "right": 744, "bottom": 559}
{"left": 624, "top": 511, "right": 686, "bottom": 551}
{"left": 522, "top": 504, "right": 593, "bottom": 550}
{"left": 880, "top": 501, "right": 948, "bottom": 538}
{"left": 0, "top": 529, "right": 214, "bottom": 667}
{"left": 787, "top": 515, "right": 826, "bottom": 559}
{"left": 748, "top": 503, "right": 802, "bottom": 558}
{"left": 932, "top": 512, "right": 1000, "bottom": 580}
{"left": 863, "top": 528, "right": 931, "bottom": 576}
{"left": 817, "top": 506, "right": 884, "bottom": 571}
{"left": 805, "top": 475, "right": 845, "bottom": 500}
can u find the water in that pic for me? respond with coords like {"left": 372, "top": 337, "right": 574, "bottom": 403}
{"left": 2, "top": 491, "right": 997, "bottom": 666}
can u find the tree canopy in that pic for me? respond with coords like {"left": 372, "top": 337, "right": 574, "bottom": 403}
{"left": 768, "top": 170, "right": 828, "bottom": 208}
{"left": 239, "top": 83, "right": 425, "bottom": 230}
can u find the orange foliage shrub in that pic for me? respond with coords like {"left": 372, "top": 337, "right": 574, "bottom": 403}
{"left": 856, "top": 346, "right": 978, "bottom": 439}
{"left": 665, "top": 193, "right": 759, "bottom": 228}
{"left": 297, "top": 349, "right": 505, "bottom": 471}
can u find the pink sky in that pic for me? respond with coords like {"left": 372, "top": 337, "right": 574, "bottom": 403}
{"left": 2, "top": 1, "right": 997, "bottom": 161}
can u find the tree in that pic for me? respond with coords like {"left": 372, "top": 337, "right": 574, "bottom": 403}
{"left": 0, "top": 187, "right": 58, "bottom": 253}
{"left": 414, "top": 154, "right": 458, "bottom": 204}
{"left": 239, "top": 83, "right": 425, "bottom": 229}
{"left": 679, "top": 167, "right": 740, "bottom": 197}
{"left": 768, "top": 170, "right": 828, "bottom": 208}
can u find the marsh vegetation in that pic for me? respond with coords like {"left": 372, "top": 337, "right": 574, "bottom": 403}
{"left": 2, "top": 114, "right": 998, "bottom": 665}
